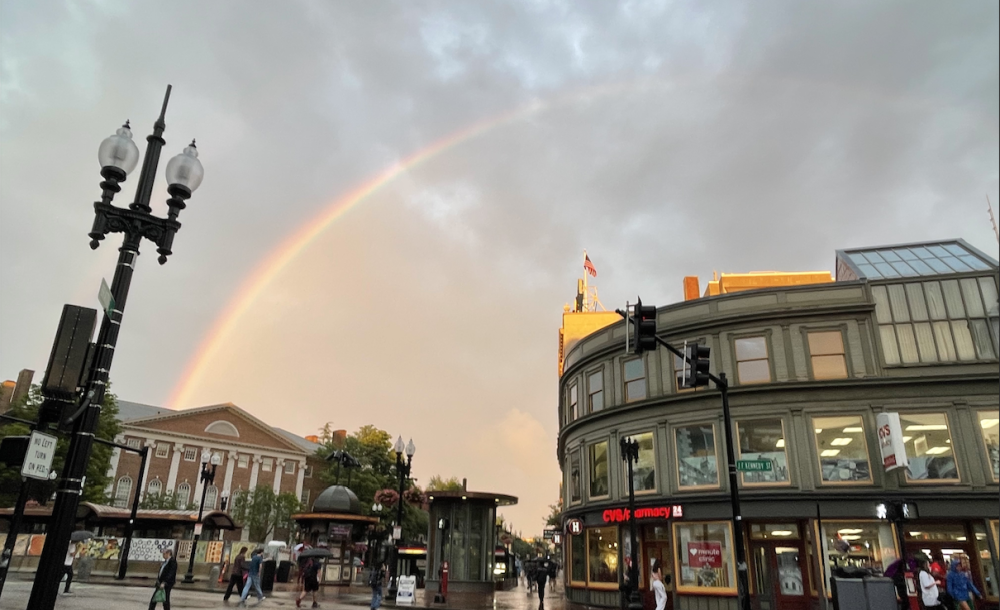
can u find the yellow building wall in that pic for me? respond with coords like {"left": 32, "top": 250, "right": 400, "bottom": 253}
{"left": 558, "top": 311, "right": 621, "bottom": 376}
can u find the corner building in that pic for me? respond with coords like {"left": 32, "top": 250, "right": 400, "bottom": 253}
{"left": 557, "top": 239, "right": 999, "bottom": 610}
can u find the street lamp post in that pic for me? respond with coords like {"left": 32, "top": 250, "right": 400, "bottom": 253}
{"left": 28, "top": 85, "right": 204, "bottom": 610}
{"left": 620, "top": 437, "right": 643, "bottom": 610}
{"left": 387, "top": 436, "right": 415, "bottom": 598}
{"left": 371, "top": 502, "right": 384, "bottom": 567}
{"left": 184, "top": 450, "right": 222, "bottom": 583}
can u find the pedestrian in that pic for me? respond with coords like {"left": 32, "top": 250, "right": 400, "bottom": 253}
{"left": 535, "top": 556, "right": 549, "bottom": 605}
{"left": 947, "top": 557, "right": 983, "bottom": 610}
{"left": 651, "top": 559, "right": 667, "bottom": 610}
{"left": 149, "top": 548, "right": 177, "bottom": 610}
{"left": 224, "top": 546, "right": 249, "bottom": 602}
{"left": 918, "top": 558, "right": 944, "bottom": 609}
{"left": 369, "top": 560, "right": 386, "bottom": 610}
{"left": 238, "top": 548, "right": 266, "bottom": 607}
{"left": 296, "top": 556, "right": 321, "bottom": 608}
{"left": 62, "top": 543, "right": 76, "bottom": 595}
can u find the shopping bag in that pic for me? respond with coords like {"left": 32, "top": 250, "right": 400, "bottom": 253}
{"left": 152, "top": 587, "right": 166, "bottom": 603}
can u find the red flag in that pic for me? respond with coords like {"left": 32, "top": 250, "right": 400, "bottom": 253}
{"left": 584, "top": 255, "right": 597, "bottom": 278}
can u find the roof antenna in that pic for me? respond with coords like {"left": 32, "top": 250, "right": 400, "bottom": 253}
{"left": 988, "top": 195, "right": 999, "bottom": 244}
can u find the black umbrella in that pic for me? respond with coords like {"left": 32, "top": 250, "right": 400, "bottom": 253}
{"left": 299, "top": 548, "right": 332, "bottom": 559}
{"left": 70, "top": 531, "right": 94, "bottom": 542}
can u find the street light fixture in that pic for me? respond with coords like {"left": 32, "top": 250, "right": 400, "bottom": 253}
{"left": 183, "top": 450, "right": 222, "bottom": 583}
{"left": 28, "top": 85, "right": 203, "bottom": 610}
{"left": 387, "top": 436, "right": 415, "bottom": 598}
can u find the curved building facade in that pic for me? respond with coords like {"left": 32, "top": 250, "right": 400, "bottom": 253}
{"left": 557, "top": 239, "right": 999, "bottom": 610}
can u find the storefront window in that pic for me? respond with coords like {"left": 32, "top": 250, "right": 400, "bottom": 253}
{"left": 973, "top": 523, "right": 998, "bottom": 599}
{"left": 673, "top": 522, "right": 736, "bottom": 593}
{"left": 622, "top": 432, "right": 655, "bottom": 494}
{"left": 978, "top": 410, "right": 999, "bottom": 481}
{"left": 900, "top": 413, "right": 959, "bottom": 482}
{"left": 569, "top": 451, "right": 582, "bottom": 504}
{"left": 737, "top": 419, "right": 790, "bottom": 484}
{"left": 812, "top": 416, "right": 872, "bottom": 483}
{"left": 589, "top": 441, "right": 609, "bottom": 498}
{"left": 675, "top": 423, "right": 719, "bottom": 489}
{"left": 588, "top": 526, "right": 619, "bottom": 585}
{"left": 821, "top": 521, "right": 897, "bottom": 587}
{"left": 570, "top": 532, "right": 586, "bottom": 584}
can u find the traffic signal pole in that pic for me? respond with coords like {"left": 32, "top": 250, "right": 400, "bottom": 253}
{"left": 616, "top": 308, "right": 752, "bottom": 610}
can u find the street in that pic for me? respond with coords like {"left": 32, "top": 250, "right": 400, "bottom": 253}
{"left": 0, "top": 579, "right": 571, "bottom": 610}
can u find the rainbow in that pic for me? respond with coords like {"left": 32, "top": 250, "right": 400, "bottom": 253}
{"left": 166, "top": 97, "right": 560, "bottom": 409}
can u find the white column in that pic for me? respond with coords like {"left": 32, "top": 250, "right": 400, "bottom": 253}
{"left": 166, "top": 444, "right": 184, "bottom": 492}
{"left": 138, "top": 440, "right": 155, "bottom": 501}
{"left": 248, "top": 455, "right": 261, "bottom": 491}
{"left": 223, "top": 451, "right": 237, "bottom": 496}
{"left": 272, "top": 459, "right": 284, "bottom": 494}
{"left": 294, "top": 460, "right": 306, "bottom": 502}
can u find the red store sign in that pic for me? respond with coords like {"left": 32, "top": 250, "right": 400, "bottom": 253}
{"left": 601, "top": 505, "right": 683, "bottom": 524}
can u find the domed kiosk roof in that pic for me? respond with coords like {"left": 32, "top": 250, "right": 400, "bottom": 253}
{"left": 312, "top": 485, "right": 361, "bottom": 515}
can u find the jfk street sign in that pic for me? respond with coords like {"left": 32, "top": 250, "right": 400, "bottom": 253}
{"left": 736, "top": 459, "right": 772, "bottom": 472}
{"left": 21, "top": 431, "right": 58, "bottom": 481}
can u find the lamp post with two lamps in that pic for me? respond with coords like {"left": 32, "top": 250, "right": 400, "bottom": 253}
{"left": 387, "top": 436, "right": 415, "bottom": 598}
{"left": 183, "top": 449, "right": 222, "bottom": 583}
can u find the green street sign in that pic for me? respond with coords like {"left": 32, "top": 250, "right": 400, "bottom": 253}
{"left": 737, "top": 459, "right": 772, "bottom": 472}
{"left": 98, "top": 278, "right": 115, "bottom": 319}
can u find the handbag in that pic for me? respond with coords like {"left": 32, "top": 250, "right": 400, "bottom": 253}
{"left": 152, "top": 586, "right": 166, "bottom": 603}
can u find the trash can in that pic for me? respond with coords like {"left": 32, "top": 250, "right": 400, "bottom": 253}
{"left": 260, "top": 559, "right": 277, "bottom": 592}
{"left": 276, "top": 560, "right": 293, "bottom": 583}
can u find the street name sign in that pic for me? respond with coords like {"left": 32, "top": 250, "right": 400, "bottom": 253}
{"left": 736, "top": 459, "right": 772, "bottom": 472}
{"left": 98, "top": 278, "right": 115, "bottom": 318}
{"left": 21, "top": 431, "right": 58, "bottom": 481}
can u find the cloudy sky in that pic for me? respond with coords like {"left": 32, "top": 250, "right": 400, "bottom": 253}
{"left": 1, "top": 1, "right": 997, "bottom": 532}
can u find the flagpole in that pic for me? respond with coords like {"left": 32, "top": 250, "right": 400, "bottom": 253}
{"left": 582, "top": 250, "right": 589, "bottom": 311}
{"left": 988, "top": 195, "right": 999, "bottom": 244}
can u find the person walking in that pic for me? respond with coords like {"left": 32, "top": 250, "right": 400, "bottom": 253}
{"left": 918, "top": 558, "right": 944, "bottom": 609}
{"left": 369, "top": 560, "right": 386, "bottom": 610}
{"left": 651, "top": 559, "right": 667, "bottom": 610}
{"left": 238, "top": 548, "right": 266, "bottom": 607}
{"left": 535, "top": 556, "right": 550, "bottom": 606}
{"left": 224, "top": 546, "right": 249, "bottom": 602}
{"left": 61, "top": 543, "right": 76, "bottom": 596}
{"left": 296, "top": 557, "right": 321, "bottom": 608}
{"left": 947, "top": 557, "right": 983, "bottom": 610}
{"left": 149, "top": 548, "right": 177, "bottom": 610}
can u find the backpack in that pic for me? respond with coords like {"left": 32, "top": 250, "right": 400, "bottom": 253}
{"left": 369, "top": 568, "right": 384, "bottom": 588}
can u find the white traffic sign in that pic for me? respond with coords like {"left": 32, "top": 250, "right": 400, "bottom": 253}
{"left": 21, "top": 431, "right": 58, "bottom": 481}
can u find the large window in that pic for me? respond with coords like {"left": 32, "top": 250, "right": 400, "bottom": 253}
{"left": 587, "top": 371, "right": 604, "bottom": 413}
{"left": 873, "top": 277, "right": 999, "bottom": 365}
{"left": 147, "top": 479, "right": 162, "bottom": 496}
{"left": 176, "top": 482, "right": 191, "bottom": 507}
{"left": 978, "top": 410, "right": 999, "bottom": 482}
{"left": 570, "top": 532, "right": 586, "bottom": 584}
{"left": 568, "top": 383, "right": 578, "bottom": 423}
{"left": 587, "top": 526, "right": 619, "bottom": 585}
{"left": 673, "top": 522, "right": 736, "bottom": 593}
{"left": 114, "top": 476, "right": 132, "bottom": 508}
{"left": 812, "top": 416, "right": 872, "bottom": 483}
{"left": 623, "top": 358, "right": 646, "bottom": 402}
{"left": 621, "top": 432, "right": 655, "bottom": 494}
{"left": 589, "top": 441, "right": 609, "bottom": 498}
{"left": 569, "top": 451, "right": 582, "bottom": 504}
{"left": 155, "top": 444, "right": 169, "bottom": 458}
{"left": 808, "top": 331, "right": 848, "bottom": 379}
{"left": 735, "top": 336, "right": 771, "bottom": 384}
{"left": 900, "top": 413, "right": 959, "bottom": 482}
{"left": 675, "top": 424, "right": 719, "bottom": 489}
{"left": 736, "top": 419, "right": 790, "bottom": 484}
{"left": 821, "top": 521, "right": 898, "bottom": 587}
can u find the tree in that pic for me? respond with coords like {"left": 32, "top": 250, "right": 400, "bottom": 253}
{"left": 426, "top": 475, "right": 464, "bottom": 492}
{"left": 0, "top": 384, "right": 122, "bottom": 506}
{"left": 545, "top": 502, "right": 562, "bottom": 528}
{"left": 229, "top": 486, "right": 302, "bottom": 543}
{"left": 139, "top": 492, "right": 182, "bottom": 510}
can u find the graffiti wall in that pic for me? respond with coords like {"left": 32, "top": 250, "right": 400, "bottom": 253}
{"left": 77, "top": 538, "right": 123, "bottom": 560}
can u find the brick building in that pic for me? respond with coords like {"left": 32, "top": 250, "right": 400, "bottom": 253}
{"left": 107, "top": 401, "right": 329, "bottom": 541}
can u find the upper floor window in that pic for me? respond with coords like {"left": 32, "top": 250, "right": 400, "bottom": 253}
{"left": 301, "top": 489, "right": 311, "bottom": 506}
{"left": 204, "top": 485, "right": 218, "bottom": 510}
{"left": 568, "top": 384, "right": 579, "bottom": 423}
{"left": 114, "top": 476, "right": 132, "bottom": 508}
{"left": 284, "top": 460, "right": 296, "bottom": 475}
{"left": 811, "top": 415, "right": 872, "bottom": 483}
{"left": 184, "top": 448, "right": 197, "bottom": 461}
{"left": 807, "top": 331, "right": 848, "bottom": 380}
{"left": 155, "top": 444, "right": 169, "bottom": 459}
{"left": 176, "top": 482, "right": 191, "bottom": 507}
{"left": 569, "top": 451, "right": 582, "bottom": 504}
{"left": 261, "top": 458, "right": 274, "bottom": 472}
{"left": 736, "top": 419, "right": 789, "bottom": 485}
{"left": 623, "top": 358, "right": 646, "bottom": 402}
{"left": 901, "top": 413, "right": 959, "bottom": 483}
{"left": 147, "top": 479, "right": 162, "bottom": 496}
{"left": 675, "top": 423, "right": 719, "bottom": 489}
{"left": 621, "top": 432, "right": 656, "bottom": 494}
{"left": 735, "top": 337, "right": 770, "bottom": 384}
{"left": 587, "top": 371, "right": 604, "bottom": 413}
{"left": 589, "top": 441, "right": 609, "bottom": 499}
{"left": 304, "top": 465, "right": 313, "bottom": 478}
{"left": 126, "top": 438, "right": 142, "bottom": 450}
{"left": 978, "top": 411, "right": 999, "bottom": 482}
{"left": 237, "top": 454, "right": 249, "bottom": 468}
{"left": 873, "top": 278, "right": 998, "bottom": 365}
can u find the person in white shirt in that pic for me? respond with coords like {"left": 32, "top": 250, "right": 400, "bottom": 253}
{"left": 918, "top": 558, "right": 944, "bottom": 609}
{"left": 62, "top": 544, "right": 76, "bottom": 595}
{"left": 651, "top": 559, "right": 667, "bottom": 610}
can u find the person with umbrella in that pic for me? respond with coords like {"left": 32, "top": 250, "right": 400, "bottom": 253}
{"left": 63, "top": 531, "right": 92, "bottom": 596}
{"left": 295, "top": 548, "right": 328, "bottom": 608}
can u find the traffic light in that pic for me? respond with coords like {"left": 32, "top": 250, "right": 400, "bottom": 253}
{"left": 632, "top": 298, "right": 657, "bottom": 354}
{"left": 678, "top": 344, "right": 711, "bottom": 388}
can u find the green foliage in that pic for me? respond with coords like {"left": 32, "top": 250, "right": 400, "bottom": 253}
{"left": 545, "top": 503, "right": 562, "bottom": 527}
{"left": 0, "top": 384, "right": 122, "bottom": 506}
{"left": 229, "top": 486, "right": 302, "bottom": 543}
{"left": 426, "top": 475, "right": 464, "bottom": 491}
{"left": 511, "top": 536, "right": 535, "bottom": 559}
{"left": 139, "top": 492, "right": 183, "bottom": 510}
